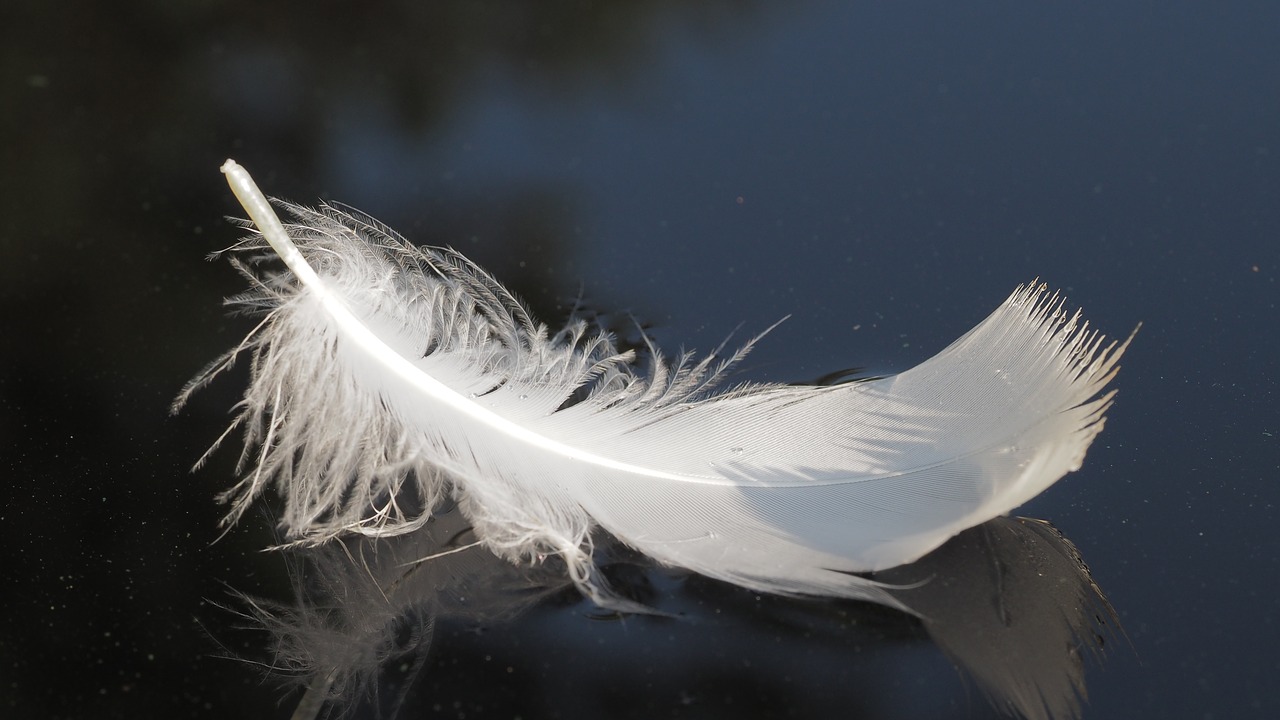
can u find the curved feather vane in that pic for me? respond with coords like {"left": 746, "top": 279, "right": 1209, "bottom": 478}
{"left": 181, "top": 159, "right": 1130, "bottom": 609}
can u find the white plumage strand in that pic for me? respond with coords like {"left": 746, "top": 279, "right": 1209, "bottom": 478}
{"left": 182, "top": 159, "right": 1130, "bottom": 610}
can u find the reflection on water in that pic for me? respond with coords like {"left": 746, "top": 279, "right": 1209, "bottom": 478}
{"left": 238, "top": 509, "right": 1117, "bottom": 720}
{"left": 879, "top": 518, "right": 1119, "bottom": 720}
{"left": 237, "top": 505, "right": 570, "bottom": 719}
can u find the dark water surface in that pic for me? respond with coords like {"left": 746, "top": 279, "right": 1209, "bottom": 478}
{"left": 3, "top": 1, "right": 1277, "bottom": 718}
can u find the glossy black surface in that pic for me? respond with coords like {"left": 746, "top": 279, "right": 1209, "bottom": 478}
{"left": 3, "top": 1, "right": 1278, "bottom": 718}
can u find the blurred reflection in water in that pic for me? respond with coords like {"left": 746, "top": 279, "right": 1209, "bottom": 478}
{"left": 879, "top": 517, "right": 1120, "bottom": 720}
{"left": 234, "top": 508, "right": 1117, "bottom": 720}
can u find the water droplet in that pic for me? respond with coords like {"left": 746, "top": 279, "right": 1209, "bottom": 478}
{"left": 729, "top": 447, "right": 745, "bottom": 454}
{"left": 518, "top": 394, "right": 528, "bottom": 400}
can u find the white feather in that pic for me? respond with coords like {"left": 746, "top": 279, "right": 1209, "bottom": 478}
{"left": 181, "top": 159, "right": 1131, "bottom": 609}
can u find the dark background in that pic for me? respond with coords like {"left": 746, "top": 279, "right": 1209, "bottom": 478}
{"left": 2, "top": 1, "right": 1277, "bottom": 718}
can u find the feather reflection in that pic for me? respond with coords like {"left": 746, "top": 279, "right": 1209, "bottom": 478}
{"left": 243, "top": 510, "right": 1119, "bottom": 720}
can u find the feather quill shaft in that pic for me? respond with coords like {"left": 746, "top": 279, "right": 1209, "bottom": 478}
{"left": 223, "top": 163, "right": 657, "bottom": 480}
{"left": 186, "top": 159, "right": 1131, "bottom": 609}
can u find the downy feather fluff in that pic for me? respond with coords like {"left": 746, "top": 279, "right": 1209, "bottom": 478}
{"left": 180, "top": 160, "right": 1130, "bottom": 609}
